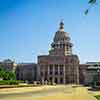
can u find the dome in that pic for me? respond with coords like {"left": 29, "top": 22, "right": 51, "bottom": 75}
{"left": 53, "top": 21, "right": 70, "bottom": 43}
{"left": 49, "top": 21, "right": 73, "bottom": 56}
{"left": 54, "top": 31, "right": 69, "bottom": 42}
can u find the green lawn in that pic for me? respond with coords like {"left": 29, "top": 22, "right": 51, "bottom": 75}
{"left": 95, "top": 95, "right": 100, "bottom": 100}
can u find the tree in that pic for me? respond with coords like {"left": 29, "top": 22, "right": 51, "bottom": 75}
{"left": 0, "top": 65, "right": 5, "bottom": 79}
{"left": 0, "top": 65, "right": 4, "bottom": 71}
{"left": 0, "top": 65, "right": 16, "bottom": 80}
{"left": 85, "top": 0, "right": 97, "bottom": 15}
{"left": 3, "top": 71, "right": 16, "bottom": 80}
{"left": 89, "top": 0, "right": 96, "bottom": 4}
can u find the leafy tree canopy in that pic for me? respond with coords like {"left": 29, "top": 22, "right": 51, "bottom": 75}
{"left": 88, "top": 0, "right": 96, "bottom": 4}
{"left": 85, "top": 0, "right": 97, "bottom": 15}
{"left": 0, "top": 65, "right": 16, "bottom": 80}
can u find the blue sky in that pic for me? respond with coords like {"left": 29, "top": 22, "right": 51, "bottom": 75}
{"left": 0, "top": 0, "right": 100, "bottom": 63}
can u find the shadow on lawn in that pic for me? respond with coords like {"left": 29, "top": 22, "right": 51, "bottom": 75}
{"left": 88, "top": 88, "right": 100, "bottom": 91}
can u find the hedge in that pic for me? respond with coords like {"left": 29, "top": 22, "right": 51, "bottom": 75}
{"left": 0, "top": 80, "right": 19, "bottom": 85}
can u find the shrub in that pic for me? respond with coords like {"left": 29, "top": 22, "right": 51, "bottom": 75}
{"left": 0, "top": 80, "right": 19, "bottom": 85}
{"left": 95, "top": 95, "right": 100, "bottom": 100}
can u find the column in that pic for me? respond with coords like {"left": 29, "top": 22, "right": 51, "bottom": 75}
{"left": 58, "top": 64, "right": 60, "bottom": 84}
{"left": 63, "top": 65, "right": 66, "bottom": 84}
{"left": 37, "top": 64, "right": 40, "bottom": 81}
{"left": 48, "top": 65, "right": 49, "bottom": 76}
{"left": 47, "top": 65, "right": 49, "bottom": 84}
{"left": 76, "top": 65, "right": 79, "bottom": 84}
{"left": 42, "top": 65, "right": 45, "bottom": 85}
{"left": 42, "top": 77, "right": 44, "bottom": 85}
{"left": 52, "top": 64, "right": 55, "bottom": 84}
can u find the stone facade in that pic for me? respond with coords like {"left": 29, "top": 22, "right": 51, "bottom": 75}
{"left": 16, "top": 63, "right": 37, "bottom": 83}
{"left": 79, "top": 64, "right": 88, "bottom": 84}
{"left": 38, "top": 21, "right": 79, "bottom": 84}
{"left": 79, "top": 62, "right": 100, "bottom": 85}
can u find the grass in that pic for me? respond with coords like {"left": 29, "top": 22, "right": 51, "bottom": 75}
{"left": 95, "top": 95, "right": 100, "bottom": 100}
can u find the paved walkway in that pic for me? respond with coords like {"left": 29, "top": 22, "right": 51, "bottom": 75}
{"left": 0, "top": 85, "right": 98, "bottom": 100}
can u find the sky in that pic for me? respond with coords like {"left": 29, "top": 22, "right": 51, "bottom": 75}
{"left": 0, "top": 0, "right": 100, "bottom": 63}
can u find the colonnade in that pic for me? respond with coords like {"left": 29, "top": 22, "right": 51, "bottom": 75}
{"left": 41, "top": 64, "right": 66, "bottom": 84}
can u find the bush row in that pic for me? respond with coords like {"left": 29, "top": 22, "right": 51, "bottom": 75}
{"left": 0, "top": 80, "right": 19, "bottom": 85}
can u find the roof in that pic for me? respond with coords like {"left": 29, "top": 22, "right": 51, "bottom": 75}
{"left": 86, "top": 62, "right": 100, "bottom": 65}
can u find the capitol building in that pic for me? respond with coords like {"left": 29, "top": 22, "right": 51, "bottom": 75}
{"left": 38, "top": 21, "right": 79, "bottom": 84}
{"left": 1, "top": 21, "right": 100, "bottom": 85}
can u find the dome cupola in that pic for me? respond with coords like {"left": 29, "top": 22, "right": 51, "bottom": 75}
{"left": 49, "top": 21, "right": 73, "bottom": 56}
